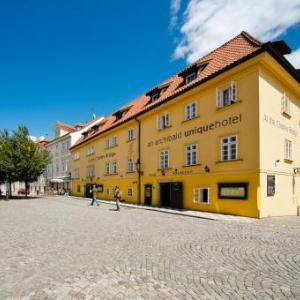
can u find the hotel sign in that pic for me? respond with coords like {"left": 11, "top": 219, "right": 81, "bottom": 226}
{"left": 147, "top": 113, "right": 242, "bottom": 147}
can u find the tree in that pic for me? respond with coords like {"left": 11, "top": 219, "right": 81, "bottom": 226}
{"left": 0, "top": 126, "right": 51, "bottom": 198}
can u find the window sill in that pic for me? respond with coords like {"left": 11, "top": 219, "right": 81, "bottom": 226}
{"left": 158, "top": 125, "right": 172, "bottom": 131}
{"left": 157, "top": 168, "right": 172, "bottom": 171}
{"left": 216, "top": 100, "right": 242, "bottom": 111}
{"left": 282, "top": 111, "right": 291, "bottom": 119}
{"left": 86, "top": 153, "right": 95, "bottom": 157}
{"left": 126, "top": 171, "right": 136, "bottom": 174}
{"left": 104, "top": 173, "right": 119, "bottom": 176}
{"left": 126, "top": 138, "right": 136, "bottom": 143}
{"left": 182, "top": 115, "right": 200, "bottom": 124}
{"left": 216, "top": 159, "right": 243, "bottom": 164}
{"left": 195, "top": 202, "right": 210, "bottom": 205}
{"left": 284, "top": 159, "right": 293, "bottom": 164}
{"left": 182, "top": 163, "right": 201, "bottom": 168}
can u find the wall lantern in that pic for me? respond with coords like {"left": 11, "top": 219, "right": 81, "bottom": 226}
{"left": 204, "top": 165, "right": 210, "bottom": 173}
{"left": 135, "top": 159, "right": 141, "bottom": 173}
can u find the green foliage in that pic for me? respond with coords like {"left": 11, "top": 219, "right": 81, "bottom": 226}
{"left": 0, "top": 126, "right": 51, "bottom": 191}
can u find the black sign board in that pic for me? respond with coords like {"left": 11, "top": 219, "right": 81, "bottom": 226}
{"left": 267, "top": 175, "right": 275, "bottom": 196}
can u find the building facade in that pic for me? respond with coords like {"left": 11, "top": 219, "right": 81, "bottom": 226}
{"left": 70, "top": 32, "right": 300, "bottom": 218}
{"left": 46, "top": 118, "right": 104, "bottom": 194}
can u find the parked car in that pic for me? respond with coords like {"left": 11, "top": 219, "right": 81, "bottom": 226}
{"left": 17, "top": 188, "right": 30, "bottom": 195}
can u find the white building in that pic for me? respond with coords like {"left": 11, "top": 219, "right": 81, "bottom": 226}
{"left": 46, "top": 117, "right": 103, "bottom": 194}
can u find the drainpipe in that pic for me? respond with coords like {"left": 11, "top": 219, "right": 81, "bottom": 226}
{"left": 135, "top": 118, "right": 141, "bottom": 205}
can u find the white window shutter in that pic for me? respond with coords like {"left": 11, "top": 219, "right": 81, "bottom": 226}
{"left": 231, "top": 81, "right": 237, "bottom": 102}
{"left": 156, "top": 116, "right": 160, "bottom": 129}
{"left": 216, "top": 88, "right": 222, "bottom": 108}
{"left": 166, "top": 113, "right": 170, "bottom": 126}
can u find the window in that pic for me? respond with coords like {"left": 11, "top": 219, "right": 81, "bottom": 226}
{"left": 221, "top": 135, "right": 238, "bottom": 161}
{"left": 185, "top": 72, "right": 197, "bottom": 84}
{"left": 216, "top": 81, "right": 237, "bottom": 108}
{"left": 73, "top": 169, "right": 80, "bottom": 179}
{"left": 185, "top": 102, "right": 197, "bottom": 120}
{"left": 284, "top": 139, "right": 292, "bottom": 161}
{"left": 160, "top": 150, "right": 169, "bottom": 169}
{"left": 128, "top": 129, "right": 134, "bottom": 141}
{"left": 105, "top": 162, "right": 110, "bottom": 175}
{"left": 128, "top": 187, "right": 133, "bottom": 197}
{"left": 111, "top": 136, "right": 118, "bottom": 147}
{"left": 282, "top": 93, "right": 291, "bottom": 115}
{"left": 77, "top": 185, "right": 80, "bottom": 193}
{"left": 112, "top": 161, "right": 118, "bottom": 174}
{"left": 104, "top": 139, "right": 110, "bottom": 149}
{"left": 73, "top": 152, "right": 80, "bottom": 160}
{"left": 158, "top": 113, "right": 170, "bottom": 129}
{"left": 194, "top": 188, "right": 210, "bottom": 204}
{"left": 127, "top": 158, "right": 134, "bottom": 172}
{"left": 86, "top": 146, "right": 95, "bottom": 156}
{"left": 86, "top": 165, "right": 95, "bottom": 178}
{"left": 185, "top": 144, "right": 198, "bottom": 166}
{"left": 151, "top": 93, "right": 160, "bottom": 102}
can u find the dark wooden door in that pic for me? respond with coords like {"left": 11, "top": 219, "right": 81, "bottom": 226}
{"left": 144, "top": 184, "right": 152, "bottom": 205}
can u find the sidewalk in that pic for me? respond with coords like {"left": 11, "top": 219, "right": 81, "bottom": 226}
{"left": 69, "top": 196, "right": 255, "bottom": 223}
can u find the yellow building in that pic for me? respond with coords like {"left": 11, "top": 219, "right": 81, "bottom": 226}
{"left": 70, "top": 32, "right": 300, "bottom": 218}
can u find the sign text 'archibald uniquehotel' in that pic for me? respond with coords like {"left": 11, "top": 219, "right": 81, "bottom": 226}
{"left": 147, "top": 114, "right": 242, "bottom": 147}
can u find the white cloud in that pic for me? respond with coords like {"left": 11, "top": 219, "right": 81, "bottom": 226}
{"left": 170, "top": 0, "right": 181, "bottom": 29}
{"left": 286, "top": 47, "right": 300, "bottom": 68}
{"left": 172, "top": 0, "right": 300, "bottom": 63}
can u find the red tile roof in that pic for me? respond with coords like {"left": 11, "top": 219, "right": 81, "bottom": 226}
{"left": 70, "top": 31, "right": 296, "bottom": 150}
{"left": 56, "top": 121, "right": 76, "bottom": 133}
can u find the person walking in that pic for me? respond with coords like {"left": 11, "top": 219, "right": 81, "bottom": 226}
{"left": 114, "top": 186, "right": 122, "bottom": 211}
{"left": 90, "top": 185, "right": 100, "bottom": 206}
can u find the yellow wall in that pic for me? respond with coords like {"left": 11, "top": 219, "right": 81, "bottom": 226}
{"left": 70, "top": 53, "right": 300, "bottom": 218}
{"left": 71, "top": 120, "right": 139, "bottom": 204}
{"left": 258, "top": 55, "right": 300, "bottom": 217}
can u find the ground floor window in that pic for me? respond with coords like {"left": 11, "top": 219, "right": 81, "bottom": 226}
{"left": 77, "top": 185, "right": 80, "bottom": 193}
{"left": 267, "top": 175, "right": 275, "bottom": 196}
{"left": 193, "top": 187, "right": 210, "bottom": 204}
{"left": 127, "top": 187, "right": 133, "bottom": 197}
{"left": 218, "top": 182, "right": 248, "bottom": 199}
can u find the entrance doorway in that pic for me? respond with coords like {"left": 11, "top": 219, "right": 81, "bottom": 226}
{"left": 160, "top": 182, "right": 183, "bottom": 209}
{"left": 144, "top": 184, "right": 152, "bottom": 205}
{"left": 85, "top": 184, "right": 93, "bottom": 198}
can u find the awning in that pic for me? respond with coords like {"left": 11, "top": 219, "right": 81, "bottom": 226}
{"left": 50, "top": 178, "right": 70, "bottom": 183}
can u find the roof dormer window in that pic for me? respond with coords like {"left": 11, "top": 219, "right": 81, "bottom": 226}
{"left": 185, "top": 72, "right": 197, "bottom": 84}
{"left": 151, "top": 93, "right": 160, "bottom": 102}
{"left": 113, "top": 106, "right": 132, "bottom": 122}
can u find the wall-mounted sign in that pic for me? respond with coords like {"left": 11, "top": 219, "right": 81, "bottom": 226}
{"left": 96, "top": 184, "right": 103, "bottom": 192}
{"left": 147, "top": 113, "right": 242, "bottom": 147}
{"left": 88, "top": 152, "right": 116, "bottom": 163}
{"left": 263, "top": 114, "right": 298, "bottom": 137}
{"left": 267, "top": 175, "right": 275, "bottom": 196}
{"left": 218, "top": 182, "right": 248, "bottom": 200}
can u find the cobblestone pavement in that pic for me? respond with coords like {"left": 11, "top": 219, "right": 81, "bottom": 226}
{"left": 0, "top": 197, "right": 299, "bottom": 300}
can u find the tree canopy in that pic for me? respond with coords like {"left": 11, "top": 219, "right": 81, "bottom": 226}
{"left": 0, "top": 126, "right": 51, "bottom": 197}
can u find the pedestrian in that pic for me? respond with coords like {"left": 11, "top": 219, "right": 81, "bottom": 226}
{"left": 90, "top": 185, "right": 100, "bottom": 206}
{"left": 114, "top": 186, "right": 122, "bottom": 211}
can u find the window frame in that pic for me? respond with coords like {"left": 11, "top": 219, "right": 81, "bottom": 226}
{"left": 185, "top": 101, "right": 197, "bottom": 120}
{"left": 127, "top": 187, "right": 133, "bottom": 197}
{"left": 185, "top": 144, "right": 198, "bottom": 166}
{"left": 193, "top": 187, "right": 210, "bottom": 204}
{"left": 185, "top": 72, "right": 197, "bottom": 84}
{"left": 158, "top": 112, "right": 170, "bottom": 129}
{"left": 105, "top": 162, "right": 110, "bottom": 175}
{"left": 128, "top": 129, "right": 134, "bottom": 141}
{"left": 111, "top": 161, "right": 118, "bottom": 174}
{"left": 216, "top": 81, "right": 237, "bottom": 108}
{"left": 127, "top": 157, "right": 134, "bottom": 172}
{"left": 284, "top": 139, "right": 292, "bottom": 161}
{"left": 160, "top": 149, "right": 169, "bottom": 170}
{"left": 221, "top": 135, "right": 238, "bottom": 161}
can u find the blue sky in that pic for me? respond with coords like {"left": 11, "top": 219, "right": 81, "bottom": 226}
{"left": 0, "top": 0, "right": 299, "bottom": 138}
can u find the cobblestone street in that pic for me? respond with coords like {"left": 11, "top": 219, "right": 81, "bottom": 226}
{"left": 0, "top": 196, "right": 299, "bottom": 299}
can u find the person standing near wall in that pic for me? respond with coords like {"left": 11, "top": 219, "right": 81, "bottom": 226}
{"left": 90, "top": 184, "right": 99, "bottom": 206}
{"left": 114, "top": 186, "right": 121, "bottom": 211}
